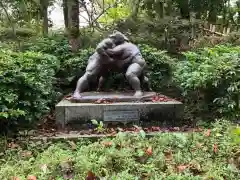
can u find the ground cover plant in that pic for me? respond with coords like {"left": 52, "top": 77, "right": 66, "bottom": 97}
{"left": 0, "top": 120, "right": 239, "bottom": 180}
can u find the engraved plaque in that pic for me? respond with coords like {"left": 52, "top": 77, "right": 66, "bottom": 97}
{"left": 104, "top": 110, "right": 139, "bottom": 122}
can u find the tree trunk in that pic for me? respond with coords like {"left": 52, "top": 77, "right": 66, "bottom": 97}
{"left": 145, "top": 0, "right": 154, "bottom": 17}
{"left": 156, "top": 2, "right": 164, "bottom": 18}
{"left": 67, "top": 0, "right": 80, "bottom": 52}
{"left": 237, "top": 1, "right": 240, "bottom": 30}
{"left": 63, "top": 0, "right": 68, "bottom": 33}
{"left": 177, "top": 0, "right": 190, "bottom": 19}
{"left": 165, "top": 0, "right": 172, "bottom": 16}
{"left": 195, "top": 12, "right": 201, "bottom": 19}
{"left": 131, "top": 0, "right": 141, "bottom": 19}
{"left": 208, "top": 4, "right": 217, "bottom": 24}
{"left": 40, "top": 0, "right": 49, "bottom": 36}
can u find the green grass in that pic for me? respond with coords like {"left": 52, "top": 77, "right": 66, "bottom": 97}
{"left": 0, "top": 120, "right": 239, "bottom": 180}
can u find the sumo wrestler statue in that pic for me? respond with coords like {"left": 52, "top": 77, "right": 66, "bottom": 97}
{"left": 72, "top": 30, "right": 150, "bottom": 99}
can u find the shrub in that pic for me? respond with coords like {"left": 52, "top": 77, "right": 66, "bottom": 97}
{"left": 174, "top": 45, "right": 240, "bottom": 119}
{"left": 22, "top": 35, "right": 72, "bottom": 62}
{"left": 0, "top": 27, "right": 37, "bottom": 40}
{"left": 22, "top": 29, "right": 106, "bottom": 60}
{"left": 0, "top": 49, "right": 60, "bottom": 130}
{"left": 138, "top": 44, "right": 176, "bottom": 91}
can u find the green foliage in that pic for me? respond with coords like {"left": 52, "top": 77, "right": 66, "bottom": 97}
{"left": 139, "top": 44, "right": 176, "bottom": 91}
{"left": 22, "top": 31, "right": 102, "bottom": 61}
{"left": 98, "top": 0, "right": 131, "bottom": 26}
{"left": 0, "top": 48, "right": 60, "bottom": 128}
{"left": 115, "top": 17, "right": 201, "bottom": 51}
{"left": 174, "top": 45, "right": 240, "bottom": 119}
{"left": 22, "top": 34, "right": 72, "bottom": 62}
{"left": 91, "top": 119, "right": 105, "bottom": 133}
{"left": 0, "top": 120, "right": 239, "bottom": 179}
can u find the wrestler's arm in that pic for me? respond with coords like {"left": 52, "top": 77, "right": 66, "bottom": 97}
{"left": 120, "top": 55, "right": 134, "bottom": 64}
{"left": 106, "top": 45, "right": 124, "bottom": 56}
{"left": 96, "top": 43, "right": 109, "bottom": 56}
{"left": 96, "top": 40, "right": 115, "bottom": 63}
{"left": 121, "top": 45, "right": 140, "bottom": 63}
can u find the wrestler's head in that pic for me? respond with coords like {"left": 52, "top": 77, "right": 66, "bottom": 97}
{"left": 108, "top": 30, "right": 129, "bottom": 45}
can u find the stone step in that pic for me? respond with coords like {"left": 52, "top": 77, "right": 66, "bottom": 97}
{"left": 29, "top": 131, "right": 193, "bottom": 141}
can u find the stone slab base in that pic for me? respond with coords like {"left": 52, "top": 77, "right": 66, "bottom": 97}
{"left": 56, "top": 94, "right": 183, "bottom": 128}
{"left": 69, "top": 91, "right": 157, "bottom": 103}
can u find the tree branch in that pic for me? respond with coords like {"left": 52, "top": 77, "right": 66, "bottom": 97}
{"left": 0, "top": 1, "right": 20, "bottom": 49}
{"left": 93, "top": 0, "right": 120, "bottom": 23}
{"left": 80, "top": 0, "right": 120, "bottom": 28}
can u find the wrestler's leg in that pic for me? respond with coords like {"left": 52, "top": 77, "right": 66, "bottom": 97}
{"left": 97, "top": 76, "right": 104, "bottom": 91}
{"left": 143, "top": 75, "right": 152, "bottom": 91}
{"left": 125, "top": 63, "right": 144, "bottom": 97}
{"left": 73, "top": 66, "right": 100, "bottom": 98}
{"left": 72, "top": 72, "right": 90, "bottom": 99}
{"left": 138, "top": 73, "right": 152, "bottom": 91}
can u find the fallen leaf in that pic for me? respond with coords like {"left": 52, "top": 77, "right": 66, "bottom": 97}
{"left": 158, "top": 97, "right": 164, "bottom": 101}
{"left": 205, "top": 129, "right": 211, "bottom": 136}
{"left": 27, "top": 175, "right": 37, "bottom": 180}
{"left": 110, "top": 128, "right": 114, "bottom": 131}
{"left": 68, "top": 141, "right": 77, "bottom": 150}
{"left": 196, "top": 142, "right": 203, "bottom": 148}
{"left": 173, "top": 127, "right": 180, "bottom": 131}
{"left": 213, "top": 144, "right": 218, "bottom": 153}
{"left": 102, "top": 141, "right": 112, "bottom": 147}
{"left": 164, "top": 151, "right": 173, "bottom": 161}
{"left": 145, "top": 147, "right": 153, "bottom": 156}
{"left": 8, "top": 142, "right": 19, "bottom": 149}
{"left": 110, "top": 131, "right": 117, "bottom": 136}
{"left": 12, "top": 177, "right": 21, "bottom": 180}
{"left": 151, "top": 96, "right": 158, "bottom": 102}
{"left": 151, "top": 126, "right": 161, "bottom": 131}
{"left": 21, "top": 151, "right": 32, "bottom": 158}
{"left": 195, "top": 128, "right": 203, "bottom": 132}
{"left": 128, "top": 127, "right": 135, "bottom": 131}
{"left": 177, "top": 165, "right": 188, "bottom": 172}
{"left": 86, "top": 171, "right": 98, "bottom": 180}
{"left": 95, "top": 98, "right": 104, "bottom": 104}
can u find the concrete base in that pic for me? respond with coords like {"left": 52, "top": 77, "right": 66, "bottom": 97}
{"left": 55, "top": 96, "right": 183, "bottom": 128}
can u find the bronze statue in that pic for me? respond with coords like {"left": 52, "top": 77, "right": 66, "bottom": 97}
{"left": 72, "top": 31, "right": 150, "bottom": 99}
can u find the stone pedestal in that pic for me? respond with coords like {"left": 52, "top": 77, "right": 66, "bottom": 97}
{"left": 55, "top": 92, "right": 183, "bottom": 128}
